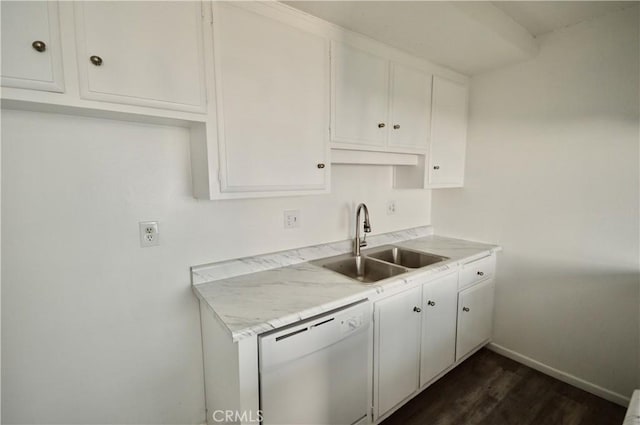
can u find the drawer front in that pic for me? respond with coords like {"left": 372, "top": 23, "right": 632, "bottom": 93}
{"left": 459, "top": 253, "right": 495, "bottom": 290}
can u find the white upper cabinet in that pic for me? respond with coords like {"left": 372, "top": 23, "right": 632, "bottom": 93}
{"left": 388, "top": 63, "right": 432, "bottom": 151}
{"left": 74, "top": 1, "right": 206, "bottom": 113}
{"left": 1, "top": 1, "right": 64, "bottom": 92}
{"left": 332, "top": 41, "right": 432, "bottom": 154}
{"left": 211, "top": 3, "right": 329, "bottom": 195}
{"left": 332, "top": 42, "right": 389, "bottom": 148}
{"left": 1, "top": 0, "right": 470, "bottom": 198}
{"left": 428, "top": 76, "right": 468, "bottom": 187}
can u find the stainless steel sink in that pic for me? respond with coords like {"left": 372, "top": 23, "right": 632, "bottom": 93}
{"left": 313, "top": 245, "right": 448, "bottom": 284}
{"left": 365, "top": 245, "right": 448, "bottom": 269}
{"left": 313, "top": 254, "right": 408, "bottom": 284}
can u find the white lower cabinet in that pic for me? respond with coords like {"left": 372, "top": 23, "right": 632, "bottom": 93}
{"left": 419, "top": 272, "right": 458, "bottom": 386}
{"left": 373, "top": 271, "right": 459, "bottom": 420}
{"left": 456, "top": 278, "right": 495, "bottom": 361}
{"left": 374, "top": 286, "right": 422, "bottom": 419}
{"left": 373, "top": 259, "right": 495, "bottom": 422}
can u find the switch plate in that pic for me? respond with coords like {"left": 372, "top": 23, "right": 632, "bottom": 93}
{"left": 139, "top": 221, "right": 160, "bottom": 247}
{"left": 284, "top": 210, "right": 300, "bottom": 229}
{"left": 387, "top": 201, "right": 396, "bottom": 215}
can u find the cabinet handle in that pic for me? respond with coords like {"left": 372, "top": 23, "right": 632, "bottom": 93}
{"left": 427, "top": 300, "right": 436, "bottom": 307}
{"left": 90, "top": 55, "right": 103, "bottom": 66}
{"left": 317, "top": 163, "right": 325, "bottom": 169}
{"left": 433, "top": 165, "right": 440, "bottom": 170}
{"left": 378, "top": 123, "right": 386, "bottom": 128}
{"left": 413, "top": 306, "right": 421, "bottom": 313}
{"left": 462, "top": 307, "right": 470, "bottom": 312}
{"left": 477, "top": 271, "right": 484, "bottom": 276}
{"left": 393, "top": 124, "right": 400, "bottom": 130}
{"left": 31, "top": 40, "right": 46, "bottom": 52}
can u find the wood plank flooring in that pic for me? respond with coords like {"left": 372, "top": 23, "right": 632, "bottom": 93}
{"left": 381, "top": 348, "right": 626, "bottom": 425}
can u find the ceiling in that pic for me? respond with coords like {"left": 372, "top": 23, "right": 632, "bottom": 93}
{"left": 492, "top": 1, "right": 633, "bottom": 36}
{"left": 283, "top": 1, "right": 637, "bottom": 75}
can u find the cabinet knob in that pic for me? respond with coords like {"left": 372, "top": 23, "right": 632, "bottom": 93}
{"left": 31, "top": 40, "right": 47, "bottom": 52}
{"left": 477, "top": 271, "right": 484, "bottom": 276}
{"left": 90, "top": 55, "right": 103, "bottom": 66}
{"left": 433, "top": 165, "right": 440, "bottom": 170}
{"left": 378, "top": 123, "right": 386, "bottom": 128}
{"left": 462, "top": 307, "right": 470, "bottom": 312}
{"left": 317, "top": 163, "right": 325, "bottom": 169}
{"left": 413, "top": 306, "right": 421, "bottom": 313}
{"left": 393, "top": 124, "right": 400, "bottom": 130}
{"left": 427, "top": 300, "right": 436, "bottom": 307}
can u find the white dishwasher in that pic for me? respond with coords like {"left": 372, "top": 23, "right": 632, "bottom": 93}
{"left": 259, "top": 300, "right": 372, "bottom": 425}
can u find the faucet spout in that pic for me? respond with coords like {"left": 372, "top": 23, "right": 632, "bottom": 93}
{"left": 354, "top": 203, "right": 372, "bottom": 256}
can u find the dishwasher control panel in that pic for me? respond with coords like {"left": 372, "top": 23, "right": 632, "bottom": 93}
{"left": 260, "top": 300, "right": 371, "bottom": 370}
{"left": 259, "top": 299, "right": 372, "bottom": 425}
{"left": 340, "top": 313, "right": 365, "bottom": 335}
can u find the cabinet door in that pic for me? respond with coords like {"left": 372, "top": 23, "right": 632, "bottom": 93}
{"left": 1, "top": 1, "right": 64, "bottom": 92}
{"left": 388, "top": 63, "right": 431, "bottom": 151}
{"left": 332, "top": 42, "right": 389, "bottom": 148}
{"left": 74, "top": 1, "right": 206, "bottom": 112}
{"left": 456, "top": 279, "right": 494, "bottom": 361}
{"left": 213, "top": 3, "right": 329, "bottom": 194}
{"left": 374, "top": 286, "right": 422, "bottom": 419}
{"left": 428, "top": 76, "right": 468, "bottom": 187}
{"left": 420, "top": 272, "right": 458, "bottom": 387}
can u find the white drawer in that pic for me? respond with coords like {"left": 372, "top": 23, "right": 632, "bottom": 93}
{"left": 459, "top": 253, "right": 495, "bottom": 290}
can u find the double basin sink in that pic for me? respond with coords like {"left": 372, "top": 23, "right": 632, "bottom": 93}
{"left": 312, "top": 245, "right": 448, "bottom": 284}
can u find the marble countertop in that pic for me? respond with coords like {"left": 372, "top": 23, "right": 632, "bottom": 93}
{"left": 195, "top": 261, "right": 376, "bottom": 340}
{"left": 394, "top": 235, "right": 501, "bottom": 263}
{"left": 192, "top": 227, "right": 500, "bottom": 342}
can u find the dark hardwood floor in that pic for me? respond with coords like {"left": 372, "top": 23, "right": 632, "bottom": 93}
{"left": 381, "top": 348, "right": 626, "bottom": 425}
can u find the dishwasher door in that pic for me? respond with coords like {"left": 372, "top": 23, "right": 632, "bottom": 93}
{"left": 259, "top": 300, "right": 371, "bottom": 425}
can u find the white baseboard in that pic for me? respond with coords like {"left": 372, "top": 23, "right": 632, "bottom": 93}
{"left": 487, "top": 342, "right": 631, "bottom": 407}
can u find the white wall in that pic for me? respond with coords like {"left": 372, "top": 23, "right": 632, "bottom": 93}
{"left": 0, "top": 148, "right": 2, "bottom": 423}
{"left": 1, "top": 110, "right": 430, "bottom": 424}
{"left": 432, "top": 6, "right": 639, "bottom": 402}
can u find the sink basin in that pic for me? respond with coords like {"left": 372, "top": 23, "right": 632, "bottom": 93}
{"left": 366, "top": 246, "right": 448, "bottom": 269}
{"left": 314, "top": 254, "right": 407, "bottom": 284}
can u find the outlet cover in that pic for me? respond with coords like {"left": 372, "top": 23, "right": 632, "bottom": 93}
{"left": 284, "top": 210, "right": 300, "bottom": 229}
{"left": 387, "top": 201, "right": 397, "bottom": 215}
{"left": 139, "top": 221, "right": 160, "bottom": 247}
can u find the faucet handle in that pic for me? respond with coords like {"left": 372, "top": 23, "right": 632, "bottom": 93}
{"left": 360, "top": 230, "right": 368, "bottom": 248}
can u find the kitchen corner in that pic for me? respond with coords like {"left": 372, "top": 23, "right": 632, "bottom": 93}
{"left": 2, "top": 0, "right": 636, "bottom": 423}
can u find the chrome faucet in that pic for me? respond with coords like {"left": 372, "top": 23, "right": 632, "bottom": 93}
{"left": 353, "top": 203, "right": 372, "bottom": 256}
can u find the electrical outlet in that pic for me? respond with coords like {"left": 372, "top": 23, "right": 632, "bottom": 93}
{"left": 284, "top": 210, "right": 300, "bottom": 229}
{"left": 387, "top": 201, "right": 397, "bottom": 215}
{"left": 139, "top": 221, "right": 160, "bottom": 247}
